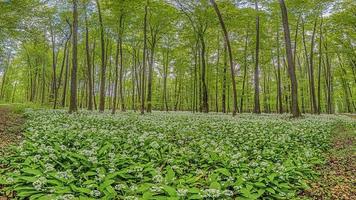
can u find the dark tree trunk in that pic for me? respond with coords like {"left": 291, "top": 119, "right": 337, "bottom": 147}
{"left": 277, "top": 27, "right": 283, "bottom": 113}
{"left": 200, "top": 34, "right": 209, "bottom": 113}
{"left": 253, "top": 0, "right": 261, "bottom": 114}
{"left": 222, "top": 41, "right": 227, "bottom": 113}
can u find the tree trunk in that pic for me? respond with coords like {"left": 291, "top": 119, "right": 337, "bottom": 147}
{"left": 141, "top": 0, "right": 148, "bottom": 114}
{"left": 222, "top": 41, "right": 227, "bottom": 113}
{"left": 253, "top": 0, "right": 261, "bottom": 114}
{"left": 50, "top": 25, "right": 57, "bottom": 106}
{"left": 119, "top": 18, "right": 125, "bottom": 112}
{"left": 317, "top": 16, "right": 323, "bottom": 114}
{"left": 69, "top": 0, "right": 78, "bottom": 113}
{"left": 85, "top": 8, "right": 93, "bottom": 111}
{"left": 62, "top": 44, "right": 70, "bottom": 107}
{"left": 96, "top": 0, "right": 106, "bottom": 112}
{"left": 147, "top": 37, "right": 156, "bottom": 113}
{"left": 112, "top": 37, "right": 120, "bottom": 114}
{"left": 210, "top": 0, "right": 238, "bottom": 115}
{"left": 309, "top": 19, "right": 318, "bottom": 113}
{"left": 277, "top": 27, "right": 283, "bottom": 113}
{"left": 240, "top": 31, "right": 249, "bottom": 113}
{"left": 279, "top": 0, "right": 300, "bottom": 117}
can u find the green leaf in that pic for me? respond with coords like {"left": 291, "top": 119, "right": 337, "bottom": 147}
{"left": 163, "top": 185, "right": 177, "bottom": 197}
{"left": 22, "top": 168, "right": 42, "bottom": 176}
{"left": 214, "top": 168, "right": 231, "bottom": 176}
{"left": 209, "top": 181, "right": 221, "bottom": 190}
{"left": 165, "top": 166, "right": 175, "bottom": 183}
{"left": 70, "top": 184, "right": 91, "bottom": 195}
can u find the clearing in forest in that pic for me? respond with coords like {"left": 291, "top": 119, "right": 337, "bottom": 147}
{"left": 0, "top": 109, "right": 355, "bottom": 199}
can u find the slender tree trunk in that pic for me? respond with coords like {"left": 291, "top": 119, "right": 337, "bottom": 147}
{"left": 324, "top": 39, "right": 333, "bottom": 113}
{"left": 309, "top": 19, "right": 318, "bottom": 113}
{"left": 211, "top": 0, "right": 238, "bottom": 115}
{"left": 85, "top": 8, "right": 93, "bottom": 111}
{"left": 62, "top": 44, "right": 70, "bottom": 107}
{"left": 200, "top": 34, "right": 209, "bottom": 113}
{"left": 112, "top": 37, "right": 120, "bottom": 114}
{"left": 240, "top": 31, "right": 249, "bottom": 113}
{"left": 317, "top": 17, "right": 323, "bottom": 114}
{"left": 131, "top": 48, "right": 136, "bottom": 111}
{"left": 163, "top": 47, "right": 169, "bottom": 112}
{"left": 69, "top": 0, "right": 78, "bottom": 113}
{"left": 92, "top": 40, "right": 97, "bottom": 110}
{"left": 147, "top": 37, "right": 156, "bottom": 113}
{"left": 222, "top": 41, "right": 227, "bottom": 113}
{"left": 50, "top": 25, "right": 57, "bottom": 106}
{"left": 253, "top": 0, "right": 261, "bottom": 114}
{"left": 141, "top": 0, "right": 148, "bottom": 114}
{"left": 119, "top": 17, "right": 125, "bottom": 112}
{"left": 54, "top": 39, "right": 67, "bottom": 108}
{"left": 277, "top": 27, "right": 283, "bottom": 113}
{"left": 41, "top": 61, "right": 46, "bottom": 104}
{"left": 279, "top": 0, "right": 300, "bottom": 117}
{"left": 96, "top": 0, "right": 106, "bottom": 112}
{"left": 215, "top": 34, "right": 220, "bottom": 112}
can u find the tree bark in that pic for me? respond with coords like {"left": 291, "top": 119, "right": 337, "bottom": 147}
{"left": 279, "top": 0, "right": 300, "bottom": 117}
{"left": 69, "top": 0, "right": 78, "bottom": 113}
{"left": 85, "top": 8, "right": 93, "bottom": 111}
{"left": 96, "top": 0, "right": 106, "bottom": 112}
{"left": 277, "top": 27, "right": 283, "bottom": 113}
{"left": 309, "top": 19, "right": 318, "bottom": 113}
{"left": 210, "top": 0, "right": 238, "bottom": 115}
{"left": 141, "top": 0, "right": 148, "bottom": 114}
{"left": 253, "top": 0, "right": 261, "bottom": 114}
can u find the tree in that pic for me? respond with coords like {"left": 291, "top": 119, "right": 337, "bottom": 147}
{"left": 141, "top": 0, "right": 149, "bottom": 114}
{"left": 69, "top": 0, "right": 78, "bottom": 113}
{"left": 279, "top": 0, "right": 300, "bottom": 117}
{"left": 210, "top": 0, "right": 238, "bottom": 116}
{"left": 253, "top": 0, "right": 261, "bottom": 114}
{"left": 96, "top": 0, "right": 106, "bottom": 112}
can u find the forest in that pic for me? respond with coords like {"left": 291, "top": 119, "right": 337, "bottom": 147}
{"left": 0, "top": 0, "right": 355, "bottom": 199}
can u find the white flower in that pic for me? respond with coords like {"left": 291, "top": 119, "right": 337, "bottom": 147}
{"left": 150, "top": 186, "right": 163, "bottom": 193}
{"left": 56, "top": 194, "right": 76, "bottom": 200}
{"left": 88, "top": 156, "right": 98, "bottom": 164}
{"left": 90, "top": 190, "right": 101, "bottom": 197}
{"left": 150, "top": 141, "right": 160, "bottom": 149}
{"left": 203, "top": 189, "right": 221, "bottom": 198}
{"left": 33, "top": 177, "right": 47, "bottom": 191}
{"left": 114, "top": 184, "right": 126, "bottom": 191}
{"left": 44, "top": 163, "right": 55, "bottom": 172}
{"left": 153, "top": 174, "right": 163, "bottom": 183}
{"left": 177, "top": 188, "right": 188, "bottom": 197}
{"left": 223, "top": 189, "right": 234, "bottom": 197}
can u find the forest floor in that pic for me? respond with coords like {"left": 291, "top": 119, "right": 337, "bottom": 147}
{"left": 0, "top": 106, "right": 355, "bottom": 199}
{"left": 0, "top": 105, "right": 24, "bottom": 200}
{"left": 302, "top": 124, "right": 356, "bottom": 199}
{"left": 0, "top": 105, "right": 24, "bottom": 153}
